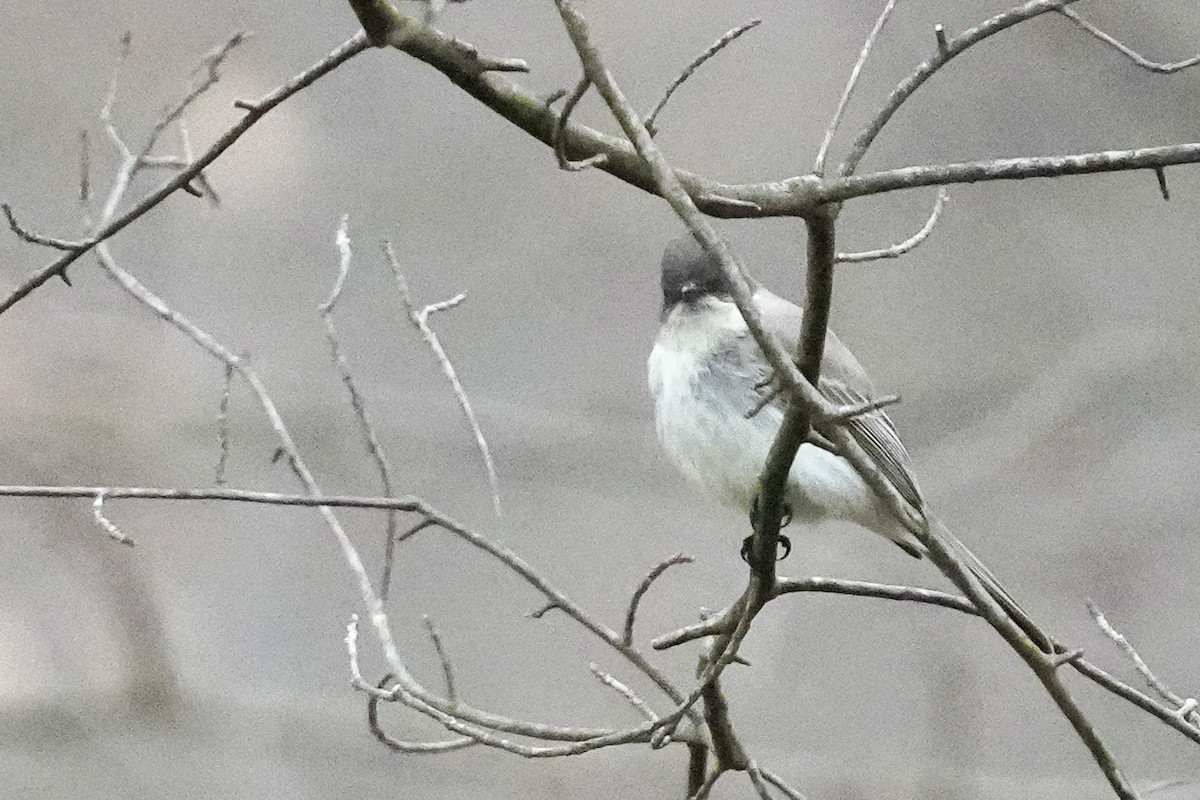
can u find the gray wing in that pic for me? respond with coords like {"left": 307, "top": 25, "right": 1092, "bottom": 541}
{"left": 751, "top": 287, "right": 925, "bottom": 511}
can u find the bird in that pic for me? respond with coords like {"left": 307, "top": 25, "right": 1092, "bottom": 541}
{"left": 647, "top": 234, "right": 1051, "bottom": 652}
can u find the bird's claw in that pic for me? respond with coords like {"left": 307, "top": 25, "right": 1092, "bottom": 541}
{"left": 740, "top": 533, "right": 792, "bottom": 563}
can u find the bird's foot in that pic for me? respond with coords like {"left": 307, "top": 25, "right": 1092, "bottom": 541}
{"left": 740, "top": 533, "right": 792, "bottom": 564}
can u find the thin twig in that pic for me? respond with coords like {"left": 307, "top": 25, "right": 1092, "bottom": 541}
{"left": 0, "top": 34, "right": 369, "bottom": 315}
{"left": 384, "top": 241, "right": 502, "bottom": 519}
{"left": 758, "top": 766, "right": 810, "bottom": 800}
{"left": 1087, "top": 599, "right": 1199, "bottom": 726}
{"left": 79, "top": 129, "right": 91, "bottom": 210}
{"left": 551, "top": 77, "right": 608, "bottom": 171}
{"left": 839, "top": 0, "right": 1084, "bottom": 177}
{"left": 589, "top": 663, "right": 658, "bottom": 721}
{"left": 321, "top": 217, "right": 401, "bottom": 599}
{"left": 814, "top": 0, "right": 901, "bottom": 175}
{"left": 1, "top": 204, "right": 85, "bottom": 251}
{"left": 701, "top": 669, "right": 748, "bottom": 770}
{"left": 423, "top": 616, "right": 458, "bottom": 703}
{"left": 368, "top": 674, "right": 476, "bottom": 753}
{"left": 92, "top": 491, "right": 136, "bottom": 546}
{"left": 215, "top": 362, "right": 234, "bottom": 485}
{"left": 1057, "top": 8, "right": 1200, "bottom": 74}
{"left": 178, "top": 117, "right": 220, "bottom": 205}
{"left": 689, "top": 768, "right": 725, "bottom": 800}
{"left": 747, "top": 762, "right": 778, "bottom": 800}
{"left": 623, "top": 553, "right": 694, "bottom": 645}
{"left": 836, "top": 187, "right": 948, "bottom": 263}
{"left": 644, "top": 19, "right": 761, "bottom": 137}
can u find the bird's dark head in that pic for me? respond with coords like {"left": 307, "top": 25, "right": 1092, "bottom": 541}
{"left": 659, "top": 236, "right": 735, "bottom": 318}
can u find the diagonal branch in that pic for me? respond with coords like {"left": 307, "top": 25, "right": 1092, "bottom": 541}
{"left": 0, "top": 34, "right": 368, "bottom": 316}
{"left": 839, "top": 0, "right": 1084, "bottom": 177}
{"left": 1057, "top": 7, "right": 1200, "bottom": 74}
{"left": 644, "top": 18, "right": 761, "bottom": 137}
{"left": 814, "top": 0, "right": 901, "bottom": 175}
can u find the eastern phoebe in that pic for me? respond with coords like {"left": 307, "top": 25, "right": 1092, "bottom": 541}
{"left": 648, "top": 235, "right": 1049, "bottom": 651}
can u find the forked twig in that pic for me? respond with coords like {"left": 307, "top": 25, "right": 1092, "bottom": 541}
{"left": 0, "top": 33, "right": 369, "bottom": 315}
{"left": 1087, "top": 599, "right": 1199, "bottom": 726}
{"left": 384, "top": 241, "right": 502, "bottom": 519}
{"left": 814, "top": 0, "right": 901, "bottom": 175}
{"left": 321, "top": 217, "right": 402, "bottom": 598}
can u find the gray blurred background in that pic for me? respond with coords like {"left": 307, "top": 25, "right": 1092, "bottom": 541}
{"left": 2, "top": 1, "right": 1199, "bottom": 797}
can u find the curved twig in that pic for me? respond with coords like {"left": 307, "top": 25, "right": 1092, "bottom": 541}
{"left": 1057, "top": 7, "right": 1200, "bottom": 74}
{"left": 836, "top": 187, "right": 948, "bottom": 263}
{"left": 645, "top": 18, "right": 761, "bottom": 137}
{"left": 623, "top": 553, "right": 694, "bottom": 645}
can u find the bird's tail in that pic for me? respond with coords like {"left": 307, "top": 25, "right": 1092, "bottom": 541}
{"left": 929, "top": 516, "right": 1056, "bottom": 654}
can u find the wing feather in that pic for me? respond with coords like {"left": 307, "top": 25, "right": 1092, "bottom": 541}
{"left": 750, "top": 286, "right": 924, "bottom": 510}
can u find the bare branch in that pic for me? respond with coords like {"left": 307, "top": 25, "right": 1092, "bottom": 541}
{"left": 2, "top": 204, "right": 86, "bottom": 251}
{"left": 321, "top": 217, "right": 401, "bottom": 599}
{"left": 589, "top": 663, "right": 658, "bottom": 721}
{"left": 688, "top": 768, "right": 725, "bottom": 800}
{"left": 814, "top": 0, "right": 901, "bottom": 175}
{"left": 0, "top": 484, "right": 423, "bottom": 511}
{"left": 820, "top": 143, "right": 1200, "bottom": 204}
{"left": 840, "top": 0, "right": 1084, "bottom": 177}
{"left": 623, "top": 553, "right": 694, "bottom": 646}
{"left": 1072, "top": 658, "right": 1200, "bottom": 746}
{"left": 654, "top": 577, "right": 976, "bottom": 649}
{"left": 552, "top": 78, "right": 609, "bottom": 172}
{"left": 746, "top": 762, "right": 777, "bottom": 800}
{"left": 367, "top": 674, "right": 476, "bottom": 753}
{"left": 1057, "top": 7, "right": 1200, "bottom": 75}
{"left": 1087, "top": 599, "right": 1199, "bottom": 726}
{"left": 384, "top": 241, "right": 502, "bottom": 519}
{"left": 92, "top": 491, "right": 136, "bottom": 546}
{"left": 836, "top": 187, "right": 948, "bottom": 263}
{"left": 423, "top": 616, "right": 458, "bottom": 704}
{"left": 214, "top": 362, "right": 234, "bottom": 485}
{"left": 644, "top": 18, "right": 761, "bottom": 137}
{"left": 78, "top": 129, "right": 91, "bottom": 209}
{"left": 0, "top": 34, "right": 368, "bottom": 316}
{"left": 758, "top": 765, "right": 810, "bottom": 800}
{"left": 701, "top": 670, "right": 749, "bottom": 770}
